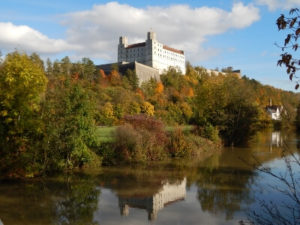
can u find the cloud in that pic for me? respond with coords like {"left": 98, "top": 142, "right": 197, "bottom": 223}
{"left": 61, "top": 1, "right": 260, "bottom": 62}
{"left": 0, "top": 22, "right": 77, "bottom": 54}
{"left": 256, "top": 0, "right": 300, "bottom": 11}
{"left": 0, "top": 2, "right": 260, "bottom": 62}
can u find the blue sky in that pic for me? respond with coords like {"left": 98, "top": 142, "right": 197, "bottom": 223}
{"left": 1, "top": 0, "right": 300, "bottom": 91}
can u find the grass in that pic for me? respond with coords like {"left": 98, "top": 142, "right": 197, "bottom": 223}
{"left": 96, "top": 125, "right": 195, "bottom": 143}
{"left": 96, "top": 126, "right": 117, "bottom": 143}
{"left": 165, "top": 125, "right": 194, "bottom": 132}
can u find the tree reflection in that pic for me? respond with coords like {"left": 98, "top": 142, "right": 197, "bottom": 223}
{"left": 54, "top": 174, "right": 100, "bottom": 225}
{"left": 197, "top": 167, "right": 255, "bottom": 220}
{"left": 0, "top": 173, "right": 100, "bottom": 225}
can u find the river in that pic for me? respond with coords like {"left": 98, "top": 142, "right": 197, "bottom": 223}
{"left": 0, "top": 130, "right": 299, "bottom": 225}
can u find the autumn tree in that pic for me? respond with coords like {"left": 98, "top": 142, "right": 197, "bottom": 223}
{"left": 0, "top": 52, "right": 47, "bottom": 175}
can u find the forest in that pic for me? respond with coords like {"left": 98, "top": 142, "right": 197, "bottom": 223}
{"left": 0, "top": 51, "right": 298, "bottom": 177}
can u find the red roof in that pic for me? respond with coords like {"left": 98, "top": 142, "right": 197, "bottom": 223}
{"left": 126, "top": 42, "right": 146, "bottom": 49}
{"left": 163, "top": 45, "right": 184, "bottom": 55}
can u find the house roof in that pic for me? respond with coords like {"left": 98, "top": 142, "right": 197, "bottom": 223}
{"left": 266, "top": 105, "right": 281, "bottom": 110}
{"left": 266, "top": 105, "right": 282, "bottom": 113}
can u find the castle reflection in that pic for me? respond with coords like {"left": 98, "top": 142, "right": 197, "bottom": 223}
{"left": 118, "top": 178, "right": 186, "bottom": 220}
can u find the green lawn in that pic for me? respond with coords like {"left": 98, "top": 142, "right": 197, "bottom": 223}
{"left": 165, "top": 125, "right": 194, "bottom": 132}
{"left": 96, "top": 125, "right": 195, "bottom": 143}
{"left": 96, "top": 126, "right": 117, "bottom": 143}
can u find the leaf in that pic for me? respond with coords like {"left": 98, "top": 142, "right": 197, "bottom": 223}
{"left": 285, "top": 34, "right": 291, "bottom": 45}
{"left": 296, "top": 28, "right": 300, "bottom": 36}
{"left": 289, "top": 74, "right": 293, "bottom": 81}
{"left": 290, "top": 8, "right": 299, "bottom": 15}
{"left": 293, "top": 44, "right": 298, "bottom": 51}
{"left": 290, "top": 17, "right": 297, "bottom": 28}
{"left": 295, "top": 84, "right": 299, "bottom": 89}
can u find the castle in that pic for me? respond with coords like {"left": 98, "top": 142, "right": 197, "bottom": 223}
{"left": 118, "top": 31, "right": 186, "bottom": 74}
{"left": 97, "top": 31, "right": 186, "bottom": 84}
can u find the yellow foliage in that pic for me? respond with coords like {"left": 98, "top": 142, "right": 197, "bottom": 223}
{"left": 180, "top": 102, "right": 193, "bottom": 119}
{"left": 142, "top": 101, "right": 155, "bottom": 116}
{"left": 102, "top": 102, "right": 115, "bottom": 119}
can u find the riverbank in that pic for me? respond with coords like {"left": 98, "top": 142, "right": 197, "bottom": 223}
{"left": 94, "top": 116, "right": 222, "bottom": 166}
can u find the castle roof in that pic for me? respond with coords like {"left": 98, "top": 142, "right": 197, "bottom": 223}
{"left": 163, "top": 45, "right": 184, "bottom": 55}
{"left": 126, "top": 42, "right": 146, "bottom": 49}
{"left": 125, "top": 42, "right": 184, "bottom": 55}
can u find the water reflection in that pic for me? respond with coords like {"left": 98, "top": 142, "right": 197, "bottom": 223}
{"left": 0, "top": 174, "right": 100, "bottom": 225}
{"left": 269, "top": 131, "right": 283, "bottom": 151}
{"left": 0, "top": 130, "right": 299, "bottom": 225}
{"left": 196, "top": 168, "right": 254, "bottom": 220}
{"left": 118, "top": 178, "right": 186, "bottom": 220}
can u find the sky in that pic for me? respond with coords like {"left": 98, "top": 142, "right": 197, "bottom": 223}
{"left": 1, "top": 0, "right": 300, "bottom": 91}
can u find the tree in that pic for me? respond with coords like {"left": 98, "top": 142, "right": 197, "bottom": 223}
{"left": 276, "top": 8, "right": 300, "bottom": 89}
{"left": 41, "top": 78, "right": 99, "bottom": 171}
{"left": 0, "top": 52, "right": 47, "bottom": 175}
{"left": 30, "top": 52, "right": 45, "bottom": 71}
{"left": 46, "top": 58, "right": 53, "bottom": 77}
{"left": 124, "top": 69, "right": 139, "bottom": 90}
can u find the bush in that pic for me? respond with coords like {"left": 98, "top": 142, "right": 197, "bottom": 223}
{"left": 114, "top": 115, "right": 168, "bottom": 163}
{"left": 167, "top": 128, "right": 191, "bottom": 158}
{"left": 196, "top": 124, "right": 220, "bottom": 143}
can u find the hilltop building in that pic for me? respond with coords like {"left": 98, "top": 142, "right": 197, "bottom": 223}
{"left": 118, "top": 31, "right": 186, "bottom": 74}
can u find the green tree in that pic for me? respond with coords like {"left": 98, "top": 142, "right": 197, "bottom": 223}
{"left": 46, "top": 58, "right": 53, "bottom": 77}
{"left": 30, "top": 52, "right": 45, "bottom": 71}
{"left": 41, "top": 78, "right": 99, "bottom": 171}
{"left": 0, "top": 52, "right": 47, "bottom": 175}
{"left": 124, "top": 69, "right": 139, "bottom": 90}
{"left": 61, "top": 56, "right": 72, "bottom": 76}
{"left": 81, "top": 57, "right": 96, "bottom": 81}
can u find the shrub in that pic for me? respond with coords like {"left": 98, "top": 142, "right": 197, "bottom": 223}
{"left": 167, "top": 128, "right": 191, "bottom": 158}
{"left": 197, "top": 123, "right": 220, "bottom": 142}
{"left": 114, "top": 115, "right": 168, "bottom": 162}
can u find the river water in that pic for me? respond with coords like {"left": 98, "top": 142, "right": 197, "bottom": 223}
{"left": 0, "top": 130, "right": 299, "bottom": 225}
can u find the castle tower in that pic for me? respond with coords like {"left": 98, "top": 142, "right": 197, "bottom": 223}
{"left": 118, "top": 36, "right": 128, "bottom": 62}
{"left": 147, "top": 31, "right": 156, "bottom": 40}
{"left": 119, "top": 36, "right": 128, "bottom": 46}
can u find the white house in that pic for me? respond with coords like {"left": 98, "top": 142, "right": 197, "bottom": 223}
{"left": 266, "top": 105, "right": 283, "bottom": 120}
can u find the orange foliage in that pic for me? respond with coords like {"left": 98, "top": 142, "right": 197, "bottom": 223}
{"left": 99, "top": 69, "right": 106, "bottom": 79}
{"left": 186, "top": 87, "right": 194, "bottom": 97}
{"left": 136, "top": 88, "right": 145, "bottom": 100}
{"left": 155, "top": 82, "right": 164, "bottom": 94}
{"left": 72, "top": 72, "right": 79, "bottom": 81}
{"left": 182, "top": 86, "right": 194, "bottom": 97}
{"left": 108, "top": 70, "right": 121, "bottom": 85}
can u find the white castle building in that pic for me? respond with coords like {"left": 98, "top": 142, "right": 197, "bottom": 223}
{"left": 118, "top": 31, "right": 186, "bottom": 74}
